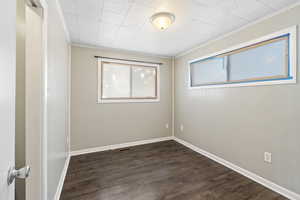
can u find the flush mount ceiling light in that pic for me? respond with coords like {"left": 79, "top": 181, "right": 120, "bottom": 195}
{"left": 150, "top": 12, "right": 175, "bottom": 30}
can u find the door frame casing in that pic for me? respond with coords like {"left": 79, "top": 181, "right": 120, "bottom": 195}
{"left": 40, "top": 0, "right": 48, "bottom": 199}
{"left": 24, "top": 0, "right": 48, "bottom": 200}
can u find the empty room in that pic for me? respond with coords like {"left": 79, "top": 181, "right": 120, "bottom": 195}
{"left": 2, "top": 0, "right": 300, "bottom": 200}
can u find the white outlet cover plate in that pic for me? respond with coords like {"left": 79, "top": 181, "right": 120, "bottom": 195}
{"left": 180, "top": 125, "right": 184, "bottom": 132}
{"left": 264, "top": 152, "right": 272, "bottom": 163}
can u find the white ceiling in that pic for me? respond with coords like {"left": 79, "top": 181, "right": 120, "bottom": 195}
{"left": 60, "top": 0, "right": 299, "bottom": 56}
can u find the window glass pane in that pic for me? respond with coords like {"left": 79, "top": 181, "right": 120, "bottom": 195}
{"left": 190, "top": 57, "right": 227, "bottom": 86}
{"left": 229, "top": 39, "right": 288, "bottom": 81}
{"left": 102, "top": 63, "right": 130, "bottom": 98}
{"left": 189, "top": 35, "right": 290, "bottom": 87}
{"left": 132, "top": 66, "right": 156, "bottom": 98}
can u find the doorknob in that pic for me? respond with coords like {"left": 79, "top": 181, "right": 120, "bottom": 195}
{"left": 7, "top": 166, "right": 31, "bottom": 185}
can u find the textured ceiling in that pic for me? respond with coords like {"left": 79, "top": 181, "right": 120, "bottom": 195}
{"left": 60, "top": 0, "right": 299, "bottom": 56}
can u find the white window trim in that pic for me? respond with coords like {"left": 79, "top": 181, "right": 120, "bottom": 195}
{"left": 188, "top": 26, "right": 297, "bottom": 89}
{"left": 97, "top": 58, "right": 160, "bottom": 103}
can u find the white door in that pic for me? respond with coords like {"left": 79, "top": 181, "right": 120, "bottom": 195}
{"left": 0, "top": 0, "right": 16, "bottom": 200}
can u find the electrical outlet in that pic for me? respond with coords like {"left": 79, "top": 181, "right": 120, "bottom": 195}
{"left": 180, "top": 124, "right": 184, "bottom": 132}
{"left": 264, "top": 152, "right": 272, "bottom": 163}
{"left": 165, "top": 123, "right": 169, "bottom": 129}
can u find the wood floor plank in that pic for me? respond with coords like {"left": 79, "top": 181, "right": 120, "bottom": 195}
{"left": 60, "top": 140, "right": 287, "bottom": 200}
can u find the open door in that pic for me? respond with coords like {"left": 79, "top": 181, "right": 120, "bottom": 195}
{"left": 0, "top": 0, "right": 20, "bottom": 199}
{"left": 1, "top": 1, "right": 44, "bottom": 199}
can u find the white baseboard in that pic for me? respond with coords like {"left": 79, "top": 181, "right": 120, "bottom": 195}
{"left": 70, "top": 136, "right": 173, "bottom": 156}
{"left": 173, "top": 136, "right": 300, "bottom": 200}
{"left": 53, "top": 154, "right": 71, "bottom": 200}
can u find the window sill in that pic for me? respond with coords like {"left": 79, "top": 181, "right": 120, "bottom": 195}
{"left": 188, "top": 77, "right": 296, "bottom": 89}
{"left": 97, "top": 99, "right": 160, "bottom": 104}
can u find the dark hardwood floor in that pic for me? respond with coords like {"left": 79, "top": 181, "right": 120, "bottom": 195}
{"left": 60, "top": 140, "right": 287, "bottom": 200}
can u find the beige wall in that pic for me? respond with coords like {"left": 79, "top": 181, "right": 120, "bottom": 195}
{"left": 174, "top": 5, "right": 300, "bottom": 195}
{"left": 71, "top": 46, "right": 172, "bottom": 151}
{"left": 46, "top": 0, "right": 70, "bottom": 199}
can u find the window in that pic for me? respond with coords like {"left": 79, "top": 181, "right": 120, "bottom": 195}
{"left": 189, "top": 27, "right": 297, "bottom": 88}
{"left": 98, "top": 58, "right": 159, "bottom": 103}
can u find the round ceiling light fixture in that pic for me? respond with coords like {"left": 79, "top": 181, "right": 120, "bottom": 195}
{"left": 150, "top": 12, "right": 175, "bottom": 30}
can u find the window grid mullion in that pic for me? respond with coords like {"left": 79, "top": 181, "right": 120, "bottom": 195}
{"left": 226, "top": 56, "right": 230, "bottom": 82}
{"left": 130, "top": 65, "right": 133, "bottom": 98}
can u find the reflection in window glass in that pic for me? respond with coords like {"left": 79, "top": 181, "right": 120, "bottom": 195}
{"left": 229, "top": 39, "right": 288, "bottom": 81}
{"left": 190, "top": 57, "right": 227, "bottom": 86}
{"left": 132, "top": 66, "right": 156, "bottom": 98}
{"left": 102, "top": 63, "right": 130, "bottom": 98}
{"left": 100, "top": 61, "right": 159, "bottom": 101}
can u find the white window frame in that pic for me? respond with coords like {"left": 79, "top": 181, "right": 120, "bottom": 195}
{"left": 97, "top": 58, "right": 160, "bottom": 103}
{"left": 188, "top": 26, "right": 297, "bottom": 89}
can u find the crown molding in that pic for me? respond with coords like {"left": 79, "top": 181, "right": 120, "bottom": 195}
{"left": 55, "top": 0, "right": 70, "bottom": 43}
